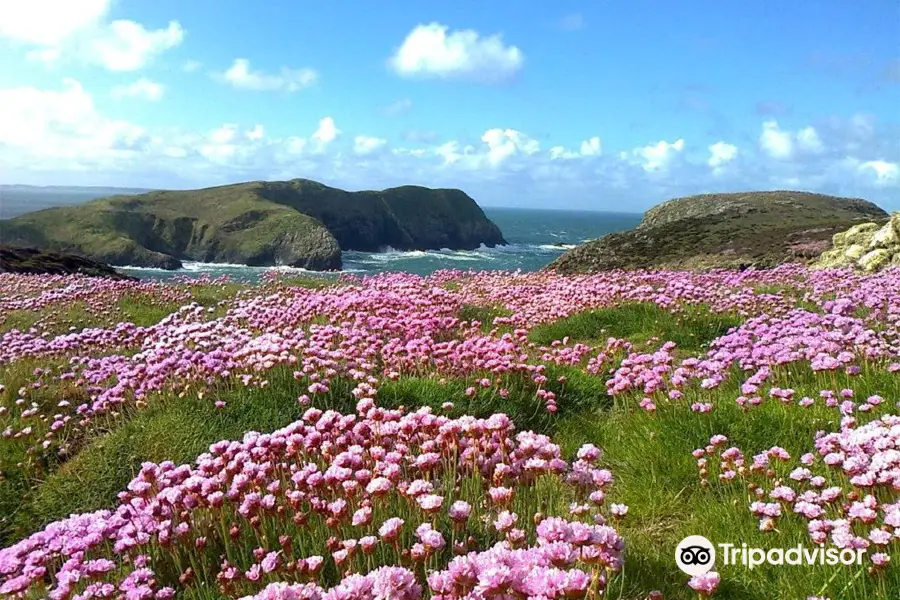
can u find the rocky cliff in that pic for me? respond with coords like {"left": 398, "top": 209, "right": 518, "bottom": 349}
{"left": 0, "top": 179, "right": 506, "bottom": 271}
{"left": 0, "top": 246, "right": 137, "bottom": 280}
{"left": 549, "top": 191, "right": 888, "bottom": 274}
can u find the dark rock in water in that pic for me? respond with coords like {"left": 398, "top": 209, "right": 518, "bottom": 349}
{"left": 0, "top": 246, "right": 138, "bottom": 280}
{"left": 549, "top": 190, "right": 888, "bottom": 274}
{"left": 0, "top": 179, "right": 505, "bottom": 271}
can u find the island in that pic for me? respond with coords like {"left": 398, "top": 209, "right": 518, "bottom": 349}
{"left": 0, "top": 179, "right": 507, "bottom": 271}
{"left": 549, "top": 191, "right": 888, "bottom": 274}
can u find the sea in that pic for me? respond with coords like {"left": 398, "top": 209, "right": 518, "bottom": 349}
{"left": 119, "top": 207, "right": 643, "bottom": 281}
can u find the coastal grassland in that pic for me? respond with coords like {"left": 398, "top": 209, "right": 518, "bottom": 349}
{"left": 2, "top": 272, "right": 899, "bottom": 599}
{"left": 1, "top": 361, "right": 606, "bottom": 543}
{"left": 528, "top": 302, "right": 743, "bottom": 352}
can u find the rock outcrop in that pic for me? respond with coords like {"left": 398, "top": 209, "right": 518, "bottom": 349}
{"left": 814, "top": 214, "right": 900, "bottom": 272}
{"left": 0, "top": 246, "right": 137, "bottom": 280}
{"left": 549, "top": 191, "right": 889, "bottom": 274}
{"left": 0, "top": 179, "right": 506, "bottom": 271}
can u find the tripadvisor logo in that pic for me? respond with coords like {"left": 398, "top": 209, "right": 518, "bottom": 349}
{"left": 676, "top": 535, "right": 866, "bottom": 574}
{"left": 676, "top": 535, "right": 716, "bottom": 576}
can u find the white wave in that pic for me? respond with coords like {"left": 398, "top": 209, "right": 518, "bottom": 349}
{"left": 536, "top": 243, "right": 578, "bottom": 251}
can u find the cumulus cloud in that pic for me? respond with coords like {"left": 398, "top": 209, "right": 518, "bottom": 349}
{"left": 0, "top": 0, "right": 184, "bottom": 71}
{"left": 580, "top": 137, "right": 602, "bottom": 156}
{"left": 708, "top": 142, "right": 738, "bottom": 169}
{"left": 1, "top": 79, "right": 897, "bottom": 209}
{"left": 0, "top": 79, "right": 148, "bottom": 162}
{"left": 759, "top": 120, "right": 825, "bottom": 160}
{"left": 311, "top": 117, "right": 340, "bottom": 151}
{"left": 220, "top": 58, "right": 318, "bottom": 92}
{"left": 0, "top": 0, "right": 109, "bottom": 45}
{"left": 389, "top": 23, "right": 524, "bottom": 83}
{"left": 88, "top": 20, "right": 183, "bottom": 71}
{"left": 481, "top": 128, "right": 540, "bottom": 166}
{"left": 111, "top": 78, "right": 165, "bottom": 101}
{"left": 858, "top": 160, "right": 899, "bottom": 186}
{"left": 549, "top": 137, "right": 602, "bottom": 160}
{"left": 626, "top": 139, "right": 685, "bottom": 172}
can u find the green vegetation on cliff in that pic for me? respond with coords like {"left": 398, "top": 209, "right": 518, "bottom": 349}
{"left": 549, "top": 190, "right": 888, "bottom": 274}
{"left": 0, "top": 179, "right": 506, "bottom": 270}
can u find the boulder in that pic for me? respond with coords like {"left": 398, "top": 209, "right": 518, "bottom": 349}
{"left": 859, "top": 249, "right": 892, "bottom": 272}
{"left": 813, "top": 213, "right": 900, "bottom": 272}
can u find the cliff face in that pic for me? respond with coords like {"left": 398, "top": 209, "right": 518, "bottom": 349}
{"left": 257, "top": 180, "right": 507, "bottom": 251}
{"left": 0, "top": 179, "right": 505, "bottom": 270}
{"left": 549, "top": 191, "right": 889, "bottom": 274}
{"left": 0, "top": 247, "right": 137, "bottom": 280}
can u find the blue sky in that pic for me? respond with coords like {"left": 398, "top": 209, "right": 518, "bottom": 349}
{"left": 0, "top": 0, "right": 897, "bottom": 211}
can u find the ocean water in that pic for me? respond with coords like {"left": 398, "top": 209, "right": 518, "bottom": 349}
{"left": 119, "top": 207, "right": 643, "bottom": 281}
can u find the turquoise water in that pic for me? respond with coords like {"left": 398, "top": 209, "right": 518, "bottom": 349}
{"left": 120, "top": 207, "right": 642, "bottom": 281}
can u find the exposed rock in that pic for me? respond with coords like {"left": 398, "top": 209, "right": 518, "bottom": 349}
{"left": 814, "top": 213, "right": 900, "bottom": 272}
{"left": 0, "top": 246, "right": 137, "bottom": 280}
{"left": 549, "top": 191, "right": 889, "bottom": 274}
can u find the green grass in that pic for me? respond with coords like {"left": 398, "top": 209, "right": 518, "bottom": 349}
{"left": 7, "top": 368, "right": 311, "bottom": 540}
{"left": 529, "top": 302, "right": 743, "bottom": 352}
{"left": 553, "top": 363, "right": 900, "bottom": 600}
{"left": 457, "top": 303, "right": 513, "bottom": 332}
{"left": 0, "top": 302, "right": 96, "bottom": 335}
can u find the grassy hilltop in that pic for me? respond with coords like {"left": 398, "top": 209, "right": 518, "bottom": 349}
{"left": 550, "top": 191, "right": 888, "bottom": 274}
{"left": 0, "top": 179, "right": 507, "bottom": 270}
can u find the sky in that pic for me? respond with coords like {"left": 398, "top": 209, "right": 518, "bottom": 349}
{"left": 0, "top": 0, "right": 898, "bottom": 212}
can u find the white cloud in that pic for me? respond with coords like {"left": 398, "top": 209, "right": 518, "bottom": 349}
{"left": 580, "top": 137, "right": 602, "bottom": 156}
{"left": 760, "top": 120, "right": 793, "bottom": 159}
{"left": 354, "top": 136, "right": 387, "bottom": 155}
{"left": 209, "top": 124, "right": 238, "bottom": 145}
{"left": 0, "top": 79, "right": 147, "bottom": 162}
{"left": 389, "top": 23, "right": 524, "bottom": 83}
{"left": 0, "top": 0, "right": 109, "bottom": 45}
{"left": 481, "top": 128, "right": 540, "bottom": 165}
{"left": 627, "top": 139, "right": 685, "bottom": 172}
{"left": 708, "top": 141, "right": 738, "bottom": 168}
{"left": 858, "top": 160, "right": 899, "bottom": 185}
{"left": 89, "top": 20, "right": 183, "bottom": 71}
{"left": 220, "top": 58, "right": 318, "bottom": 92}
{"left": 0, "top": 83, "right": 896, "bottom": 210}
{"left": 246, "top": 125, "right": 265, "bottom": 141}
{"left": 796, "top": 126, "right": 824, "bottom": 153}
{"left": 550, "top": 137, "right": 602, "bottom": 160}
{"left": 111, "top": 78, "right": 165, "bottom": 101}
{"left": 1, "top": 0, "right": 185, "bottom": 72}
{"left": 759, "top": 120, "right": 825, "bottom": 159}
{"left": 311, "top": 117, "right": 340, "bottom": 150}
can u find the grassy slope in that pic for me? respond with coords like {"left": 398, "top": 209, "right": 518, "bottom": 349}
{"left": 551, "top": 191, "right": 889, "bottom": 274}
{"left": 0, "top": 179, "right": 506, "bottom": 268}
{"left": 1, "top": 183, "right": 341, "bottom": 269}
